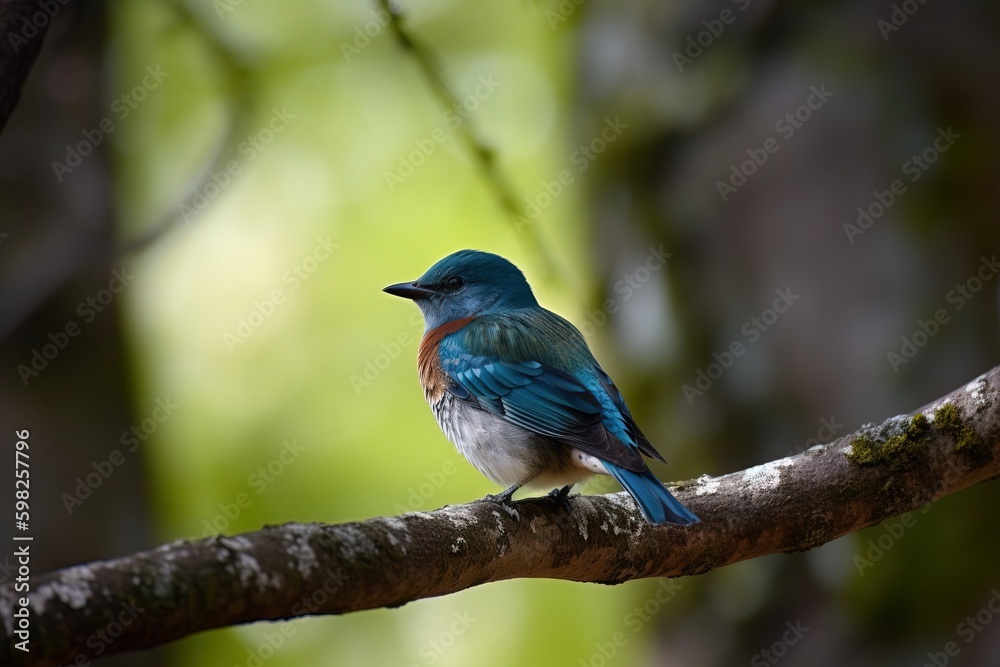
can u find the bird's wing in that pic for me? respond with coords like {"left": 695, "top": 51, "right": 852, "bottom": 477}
{"left": 436, "top": 311, "right": 650, "bottom": 472}
{"left": 592, "top": 367, "right": 666, "bottom": 464}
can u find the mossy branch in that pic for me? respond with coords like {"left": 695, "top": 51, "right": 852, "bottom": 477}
{"left": 3, "top": 366, "right": 1000, "bottom": 666}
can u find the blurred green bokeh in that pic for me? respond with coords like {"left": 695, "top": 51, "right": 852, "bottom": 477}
{"left": 112, "top": 1, "right": 682, "bottom": 665}
{"left": 5, "top": 0, "right": 992, "bottom": 665}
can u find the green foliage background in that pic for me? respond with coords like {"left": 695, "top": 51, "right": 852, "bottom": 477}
{"left": 111, "top": 1, "right": 684, "bottom": 665}
{"left": 33, "top": 0, "right": 992, "bottom": 664}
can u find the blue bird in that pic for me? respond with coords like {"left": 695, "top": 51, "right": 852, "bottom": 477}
{"left": 383, "top": 250, "right": 698, "bottom": 525}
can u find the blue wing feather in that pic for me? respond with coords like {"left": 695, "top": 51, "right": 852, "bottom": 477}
{"left": 437, "top": 312, "right": 651, "bottom": 472}
{"left": 594, "top": 367, "right": 665, "bottom": 463}
{"left": 431, "top": 309, "right": 697, "bottom": 524}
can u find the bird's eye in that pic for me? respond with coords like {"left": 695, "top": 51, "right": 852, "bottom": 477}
{"left": 444, "top": 275, "right": 465, "bottom": 290}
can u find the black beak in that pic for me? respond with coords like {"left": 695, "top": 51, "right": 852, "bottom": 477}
{"left": 383, "top": 281, "right": 436, "bottom": 300}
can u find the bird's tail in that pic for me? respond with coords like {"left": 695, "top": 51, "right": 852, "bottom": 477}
{"left": 603, "top": 462, "right": 699, "bottom": 525}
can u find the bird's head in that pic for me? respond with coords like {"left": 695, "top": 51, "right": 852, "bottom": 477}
{"left": 384, "top": 249, "right": 538, "bottom": 330}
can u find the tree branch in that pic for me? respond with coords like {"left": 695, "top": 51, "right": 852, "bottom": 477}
{"left": 4, "top": 366, "right": 999, "bottom": 665}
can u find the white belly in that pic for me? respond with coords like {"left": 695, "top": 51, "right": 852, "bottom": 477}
{"left": 430, "top": 394, "right": 603, "bottom": 489}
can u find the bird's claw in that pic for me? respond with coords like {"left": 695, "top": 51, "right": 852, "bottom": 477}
{"left": 547, "top": 485, "right": 572, "bottom": 500}
{"left": 484, "top": 484, "right": 520, "bottom": 505}
{"left": 483, "top": 485, "right": 521, "bottom": 523}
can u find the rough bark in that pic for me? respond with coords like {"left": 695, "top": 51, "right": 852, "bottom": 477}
{"left": 3, "top": 366, "right": 999, "bottom": 666}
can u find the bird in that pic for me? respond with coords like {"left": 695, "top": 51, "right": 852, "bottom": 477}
{"left": 383, "top": 249, "right": 698, "bottom": 525}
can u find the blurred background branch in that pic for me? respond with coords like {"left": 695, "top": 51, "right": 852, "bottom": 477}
{"left": 377, "top": 0, "right": 559, "bottom": 277}
{"left": 0, "top": 0, "right": 258, "bottom": 342}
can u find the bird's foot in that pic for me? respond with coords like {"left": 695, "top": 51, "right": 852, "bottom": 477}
{"left": 484, "top": 484, "right": 520, "bottom": 504}
{"left": 547, "top": 485, "right": 572, "bottom": 500}
{"left": 483, "top": 484, "right": 521, "bottom": 523}
{"left": 547, "top": 485, "right": 575, "bottom": 515}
